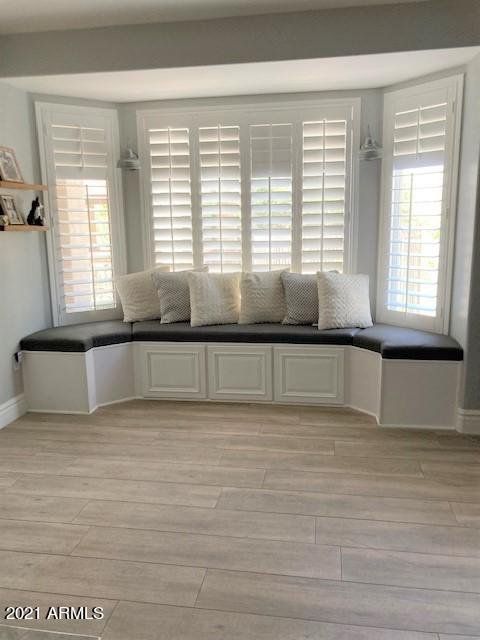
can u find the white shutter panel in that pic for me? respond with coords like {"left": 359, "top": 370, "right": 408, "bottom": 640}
{"left": 199, "top": 126, "right": 242, "bottom": 272}
{"left": 301, "top": 120, "right": 347, "bottom": 273}
{"left": 379, "top": 76, "right": 463, "bottom": 332}
{"left": 387, "top": 100, "right": 448, "bottom": 318}
{"left": 44, "top": 112, "right": 117, "bottom": 318}
{"left": 250, "top": 123, "right": 293, "bottom": 271}
{"left": 149, "top": 127, "right": 194, "bottom": 271}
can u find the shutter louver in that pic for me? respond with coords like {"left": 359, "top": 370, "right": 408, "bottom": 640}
{"left": 387, "top": 101, "right": 448, "bottom": 318}
{"left": 149, "top": 128, "right": 194, "bottom": 271}
{"left": 49, "top": 119, "right": 115, "bottom": 315}
{"left": 250, "top": 123, "right": 293, "bottom": 271}
{"left": 199, "top": 126, "right": 242, "bottom": 272}
{"left": 301, "top": 120, "right": 347, "bottom": 273}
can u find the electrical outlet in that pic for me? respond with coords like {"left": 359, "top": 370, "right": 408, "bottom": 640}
{"left": 13, "top": 351, "right": 23, "bottom": 371}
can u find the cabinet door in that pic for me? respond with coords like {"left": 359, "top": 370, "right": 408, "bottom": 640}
{"left": 137, "top": 344, "right": 206, "bottom": 399}
{"left": 274, "top": 346, "right": 344, "bottom": 404}
{"left": 207, "top": 345, "right": 272, "bottom": 402}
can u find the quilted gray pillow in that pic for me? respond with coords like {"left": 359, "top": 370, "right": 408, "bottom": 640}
{"left": 151, "top": 268, "right": 207, "bottom": 324}
{"left": 281, "top": 272, "right": 318, "bottom": 325}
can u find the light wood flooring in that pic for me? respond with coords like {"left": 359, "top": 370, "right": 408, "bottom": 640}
{"left": 0, "top": 400, "right": 479, "bottom": 640}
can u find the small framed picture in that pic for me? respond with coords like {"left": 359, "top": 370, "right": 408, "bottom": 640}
{"left": 0, "top": 195, "right": 24, "bottom": 225}
{"left": 0, "top": 146, "right": 24, "bottom": 183}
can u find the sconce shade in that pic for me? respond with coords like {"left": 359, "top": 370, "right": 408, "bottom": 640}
{"left": 117, "top": 148, "right": 140, "bottom": 170}
{"left": 359, "top": 126, "right": 382, "bottom": 161}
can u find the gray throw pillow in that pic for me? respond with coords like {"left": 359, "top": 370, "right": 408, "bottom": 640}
{"left": 281, "top": 272, "right": 319, "bottom": 325}
{"left": 151, "top": 267, "right": 207, "bottom": 324}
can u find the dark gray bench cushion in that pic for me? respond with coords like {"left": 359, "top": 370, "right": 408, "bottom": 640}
{"left": 352, "top": 323, "right": 463, "bottom": 361}
{"left": 20, "top": 320, "right": 463, "bottom": 360}
{"left": 20, "top": 321, "right": 132, "bottom": 353}
{"left": 132, "top": 322, "right": 361, "bottom": 344}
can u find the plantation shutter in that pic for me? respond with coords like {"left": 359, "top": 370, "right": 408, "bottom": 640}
{"left": 139, "top": 101, "right": 357, "bottom": 277}
{"left": 250, "top": 123, "right": 293, "bottom": 270}
{"left": 37, "top": 104, "right": 123, "bottom": 324}
{"left": 301, "top": 120, "right": 347, "bottom": 273}
{"left": 149, "top": 128, "right": 194, "bottom": 270}
{"left": 199, "top": 126, "right": 242, "bottom": 272}
{"left": 379, "top": 77, "right": 463, "bottom": 332}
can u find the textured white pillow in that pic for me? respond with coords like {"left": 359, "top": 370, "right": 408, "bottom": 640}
{"left": 239, "top": 271, "right": 287, "bottom": 324}
{"left": 281, "top": 272, "right": 319, "bottom": 325}
{"left": 115, "top": 266, "right": 170, "bottom": 322}
{"left": 151, "top": 267, "right": 208, "bottom": 324}
{"left": 317, "top": 272, "right": 373, "bottom": 330}
{"left": 188, "top": 272, "right": 241, "bottom": 327}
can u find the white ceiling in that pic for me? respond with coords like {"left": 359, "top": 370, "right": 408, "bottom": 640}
{"left": 5, "top": 48, "right": 479, "bottom": 103}
{"left": 0, "top": 0, "right": 427, "bottom": 34}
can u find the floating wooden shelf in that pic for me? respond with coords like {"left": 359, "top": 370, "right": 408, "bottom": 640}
{"left": 0, "top": 224, "right": 49, "bottom": 232}
{"left": 0, "top": 181, "right": 48, "bottom": 191}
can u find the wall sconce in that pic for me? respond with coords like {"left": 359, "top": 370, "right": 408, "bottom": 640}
{"left": 117, "top": 148, "right": 140, "bottom": 171}
{"left": 359, "top": 126, "right": 382, "bottom": 161}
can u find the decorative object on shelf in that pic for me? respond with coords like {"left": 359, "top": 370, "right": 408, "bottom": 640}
{"left": 117, "top": 147, "right": 140, "bottom": 171}
{"left": 0, "top": 146, "right": 24, "bottom": 183}
{"left": 359, "top": 126, "right": 382, "bottom": 161}
{"left": 0, "top": 214, "right": 8, "bottom": 227}
{"left": 27, "top": 196, "right": 45, "bottom": 226}
{"left": 0, "top": 194, "right": 24, "bottom": 225}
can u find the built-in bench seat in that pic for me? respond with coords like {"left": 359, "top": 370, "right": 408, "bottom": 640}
{"left": 20, "top": 320, "right": 132, "bottom": 352}
{"left": 21, "top": 320, "right": 463, "bottom": 360}
{"left": 19, "top": 320, "right": 463, "bottom": 429}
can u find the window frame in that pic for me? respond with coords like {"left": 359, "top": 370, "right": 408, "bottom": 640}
{"left": 137, "top": 96, "right": 360, "bottom": 275}
{"left": 36, "top": 102, "right": 127, "bottom": 326}
{"left": 376, "top": 76, "right": 463, "bottom": 334}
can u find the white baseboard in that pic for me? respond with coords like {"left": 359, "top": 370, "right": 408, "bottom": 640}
{"left": 0, "top": 393, "right": 27, "bottom": 429}
{"left": 457, "top": 409, "right": 480, "bottom": 435}
{"left": 379, "top": 422, "right": 455, "bottom": 431}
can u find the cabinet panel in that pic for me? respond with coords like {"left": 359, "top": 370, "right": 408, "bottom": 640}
{"left": 137, "top": 344, "right": 206, "bottom": 398}
{"left": 207, "top": 345, "right": 272, "bottom": 401}
{"left": 274, "top": 346, "right": 344, "bottom": 404}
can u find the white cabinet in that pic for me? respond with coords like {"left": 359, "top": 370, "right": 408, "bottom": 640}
{"left": 135, "top": 343, "right": 206, "bottom": 399}
{"left": 274, "top": 346, "right": 344, "bottom": 404}
{"left": 207, "top": 345, "right": 272, "bottom": 401}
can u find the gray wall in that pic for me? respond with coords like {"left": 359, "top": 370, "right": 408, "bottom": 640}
{"left": 451, "top": 53, "right": 480, "bottom": 409}
{"left": 0, "top": 81, "right": 52, "bottom": 405}
{"left": 0, "top": 0, "right": 478, "bottom": 77}
{"left": 118, "top": 89, "right": 383, "bottom": 302}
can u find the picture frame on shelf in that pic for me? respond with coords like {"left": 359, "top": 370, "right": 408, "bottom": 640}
{"left": 0, "top": 146, "right": 24, "bottom": 183}
{"left": 0, "top": 194, "right": 24, "bottom": 225}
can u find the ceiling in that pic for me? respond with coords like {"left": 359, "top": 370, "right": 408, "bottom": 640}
{"left": 0, "top": 0, "right": 427, "bottom": 34}
{"left": 5, "top": 48, "right": 478, "bottom": 103}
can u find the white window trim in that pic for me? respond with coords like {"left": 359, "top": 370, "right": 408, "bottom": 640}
{"left": 136, "top": 95, "right": 360, "bottom": 274}
{"left": 376, "top": 75, "right": 464, "bottom": 334}
{"left": 36, "top": 102, "right": 127, "bottom": 326}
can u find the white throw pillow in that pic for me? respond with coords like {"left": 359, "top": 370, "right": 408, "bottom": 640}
{"left": 188, "top": 272, "right": 241, "bottom": 327}
{"left": 317, "top": 272, "right": 373, "bottom": 330}
{"left": 281, "top": 272, "right": 318, "bottom": 325}
{"left": 151, "top": 267, "right": 208, "bottom": 324}
{"left": 115, "top": 266, "right": 170, "bottom": 322}
{"left": 239, "top": 271, "right": 287, "bottom": 324}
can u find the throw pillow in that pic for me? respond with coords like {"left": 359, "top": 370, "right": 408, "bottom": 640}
{"left": 281, "top": 272, "right": 318, "bottom": 325}
{"left": 188, "top": 272, "right": 241, "bottom": 327}
{"left": 239, "top": 271, "right": 287, "bottom": 324}
{"left": 115, "top": 266, "right": 170, "bottom": 322}
{"left": 151, "top": 267, "right": 208, "bottom": 324}
{"left": 317, "top": 272, "right": 373, "bottom": 330}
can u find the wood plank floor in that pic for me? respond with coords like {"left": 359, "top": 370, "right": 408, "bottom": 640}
{"left": 0, "top": 400, "right": 480, "bottom": 640}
